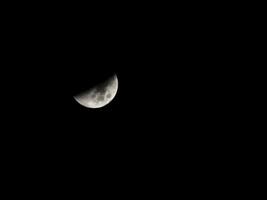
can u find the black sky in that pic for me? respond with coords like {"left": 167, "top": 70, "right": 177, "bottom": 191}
{"left": 1, "top": 3, "right": 238, "bottom": 187}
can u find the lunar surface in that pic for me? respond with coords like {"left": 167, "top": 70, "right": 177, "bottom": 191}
{"left": 74, "top": 74, "right": 118, "bottom": 109}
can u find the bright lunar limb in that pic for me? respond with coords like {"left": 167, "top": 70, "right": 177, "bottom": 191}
{"left": 74, "top": 74, "right": 118, "bottom": 109}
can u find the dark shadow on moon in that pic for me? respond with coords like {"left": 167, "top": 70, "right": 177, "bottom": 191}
{"left": 95, "top": 76, "right": 115, "bottom": 94}
{"left": 71, "top": 71, "right": 115, "bottom": 96}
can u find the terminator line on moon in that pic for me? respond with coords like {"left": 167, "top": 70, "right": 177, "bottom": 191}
{"left": 74, "top": 74, "right": 118, "bottom": 109}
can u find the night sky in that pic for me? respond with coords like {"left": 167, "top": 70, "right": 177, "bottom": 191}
{"left": 2, "top": 3, "right": 237, "bottom": 190}
{"left": 6, "top": 8, "right": 223, "bottom": 148}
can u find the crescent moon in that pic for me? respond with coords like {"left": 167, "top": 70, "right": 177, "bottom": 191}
{"left": 74, "top": 74, "right": 118, "bottom": 109}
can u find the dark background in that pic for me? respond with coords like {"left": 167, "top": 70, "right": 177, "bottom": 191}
{"left": 1, "top": 2, "right": 244, "bottom": 191}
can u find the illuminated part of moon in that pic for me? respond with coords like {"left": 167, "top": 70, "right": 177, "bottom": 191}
{"left": 74, "top": 74, "right": 118, "bottom": 109}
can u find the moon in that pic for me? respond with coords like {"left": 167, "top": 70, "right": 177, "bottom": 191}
{"left": 74, "top": 74, "right": 118, "bottom": 109}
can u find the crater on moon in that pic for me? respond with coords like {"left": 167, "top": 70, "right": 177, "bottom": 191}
{"left": 106, "top": 93, "right": 111, "bottom": 98}
{"left": 97, "top": 95, "right": 105, "bottom": 102}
